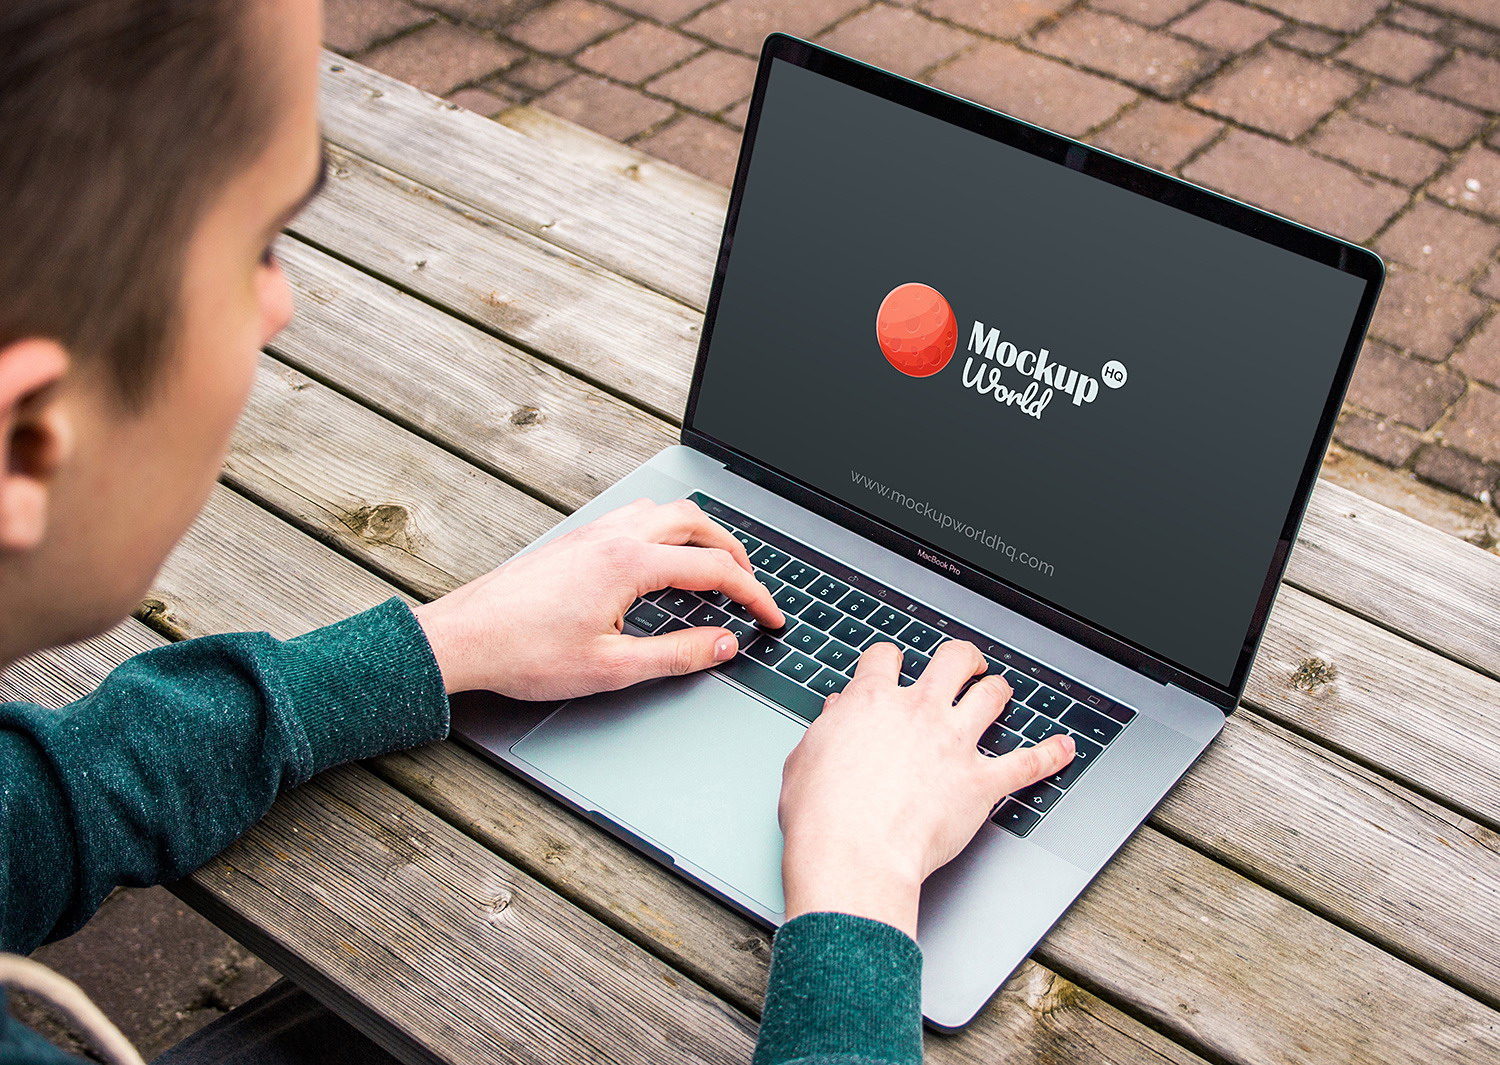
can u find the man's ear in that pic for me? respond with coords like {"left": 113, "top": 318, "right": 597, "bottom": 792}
{"left": 0, "top": 339, "right": 72, "bottom": 553}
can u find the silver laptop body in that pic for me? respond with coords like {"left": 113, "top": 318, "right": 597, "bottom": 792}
{"left": 453, "top": 35, "right": 1384, "bottom": 1030}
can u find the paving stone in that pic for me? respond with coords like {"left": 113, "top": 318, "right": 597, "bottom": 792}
{"left": 503, "top": 55, "right": 576, "bottom": 93}
{"left": 577, "top": 22, "right": 702, "bottom": 83}
{"left": 1274, "top": 23, "right": 1345, "bottom": 55}
{"left": 1350, "top": 84, "right": 1487, "bottom": 149}
{"left": 446, "top": 84, "right": 519, "bottom": 116}
{"left": 1086, "top": 0, "right": 1200, "bottom": 28}
{"left": 929, "top": 39, "right": 1137, "bottom": 136}
{"left": 534, "top": 72, "right": 677, "bottom": 139}
{"left": 1374, "top": 200, "right": 1500, "bottom": 282}
{"left": 683, "top": 0, "right": 869, "bottom": 54}
{"left": 1169, "top": 1, "right": 1282, "bottom": 53}
{"left": 1388, "top": 5, "right": 1448, "bottom": 35}
{"left": 16, "top": 887, "right": 278, "bottom": 1061}
{"left": 1090, "top": 98, "right": 1223, "bottom": 169}
{"left": 645, "top": 47, "right": 758, "bottom": 112}
{"left": 1414, "top": 0, "right": 1500, "bottom": 31}
{"left": 1422, "top": 50, "right": 1500, "bottom": 113}
{"left": 323, "top": 0, "right": 430, "bottom": 55}
{"left": 1452, "top": 314, "right": 1500, "bottom": 389}
{"left": 362, "top": 21, "right": 523, "bottom": 95}
{"left": 721, "top": 96, "right": 752, "bottom": 128}
{"left": 505, "top": 0, "right": 632, "bottom": 55}
{"left": 1430, "top": 143, "right": 1500, "bottom": 220}
{"left": 1334, "top": 410, "right": 1423, "bottom": 465}
{"left": 1369, "top": 266, "right": 1487, "bottom": 360}
{"left": 607, "top": 0, "right": 713, "bottom": 20}
{"left": 1444, "top": 21, "right": 1500, "bottom": 54}
{"left": 1412, "top": 442, "right": 1499, "bottom": 499}
{"left": 1247, "top": 0, "right": 1383, "bottom": 32}
{"left": 421, "top": 0, "right": 541, "bottom": 25}
{"left": 1476, "top": 261, "right": 1500, "bottom": 301}
{"left": 1180, "top": 128, "right": 1407, "bottom": 241}
{"left": 1441, "top": 385, "right": 1500, "bottom": 463}
{"left": 1334, "top": 24, "right": 1449, "bottom": 83}
{"left": 633, "top": 112, "right": 742, "bottom": 184}
{"left": 1187, "top": 45, "right": 1362, "bottom": 139}
{"left": 1344, "top": 338, "right": 1465, "bottom": 428}
{"left": 1028, "top": 8, "right": 1218, "bottom": 96}
{"left": 918, "top": 0, "right": 1071, "bottom": 38}
{"left": 814, "top": 5, "right": 974, "bottom": 79}
{"left": 1307, "top": 113, "right": 1448, "bottom": 186}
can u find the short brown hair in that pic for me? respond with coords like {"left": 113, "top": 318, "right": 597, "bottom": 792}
{"left": 0, "top": 0, "right": 274, "bottom": 408}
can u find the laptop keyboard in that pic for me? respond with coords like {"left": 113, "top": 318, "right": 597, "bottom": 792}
{"left": 622, "top": 493, "right": 1137, "bottom": 837}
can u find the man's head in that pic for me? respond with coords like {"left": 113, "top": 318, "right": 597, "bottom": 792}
{"left": 0, "top": 0, "right": 325, "bottom": 662}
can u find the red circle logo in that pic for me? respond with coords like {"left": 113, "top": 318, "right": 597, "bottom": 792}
{"left": 876, "top": 282, "right": 957, "bottom": 378}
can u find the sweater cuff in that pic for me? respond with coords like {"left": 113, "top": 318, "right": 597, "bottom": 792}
{"left": 753, "top": 912, "right": 923, "bottom": 1065}
{"left": 277, "top": 598, "right": 449, "bottom": 775}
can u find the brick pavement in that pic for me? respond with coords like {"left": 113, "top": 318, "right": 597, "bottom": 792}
{"left": 331, "top": 0, "right": 1500, "bottom": 517}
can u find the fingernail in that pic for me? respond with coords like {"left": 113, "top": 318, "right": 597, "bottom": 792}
{"left": 714, "top": 634, "right": 737, "bottom": 661}
{"left": 1056, "top": 734, "right": 1076, "bottom": 757}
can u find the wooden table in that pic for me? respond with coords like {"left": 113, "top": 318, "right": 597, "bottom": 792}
{"left": 4, "top": 54, "right": 1498, "bottom": 1065}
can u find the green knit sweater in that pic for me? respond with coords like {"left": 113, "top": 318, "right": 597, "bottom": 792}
{"left": 0, "top": 598, "right": 922, "bottom": 1064}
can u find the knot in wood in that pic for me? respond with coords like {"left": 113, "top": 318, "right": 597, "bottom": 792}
{"left": 343, "top": 503, "right": 411, "bottom": 546}
{"left": 1290, "top": 657, "right": 1336, "bottom": 693}
{"left": 509, "top": 406, "right": 544, "bottom": 427}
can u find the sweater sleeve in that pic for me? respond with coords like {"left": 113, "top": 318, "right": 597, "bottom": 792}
{"left": 752, "top": 912, "right": 924, "bottom": 1065}
{"left": 0, "top": 597, "right": 449, "bottom": 956}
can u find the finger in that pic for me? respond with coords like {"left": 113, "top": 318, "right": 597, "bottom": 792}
{"left": 632, "top": 499, "right": 755, "bottom": 572}
{"left": 953, "top": 672, "right": 1014, "bottom": 743}
{"left": 602, "top": 626, "right": 738, "bottom": 688}
{"left": 849, "top": 640, "right": 903, "bottom": 685}
{"left": 635, "top": 543, "right": 783, "bottom": 628}
{"left": 984, "top": 734, "right": 1075, "bottom": 799}
{"left": 912, "top": 640, "right": 986, "bottom": 703}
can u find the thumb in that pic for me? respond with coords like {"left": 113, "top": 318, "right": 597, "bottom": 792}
{"left": 606, "top": 626, "right": 738, "bottom": 687}
{"left": 985, "top": 733, "right": 1075, "bottom": 798}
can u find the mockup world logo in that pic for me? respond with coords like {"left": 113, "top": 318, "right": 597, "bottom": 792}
{"left": 875, "top": 282, "right": 1127, "bottom": 420}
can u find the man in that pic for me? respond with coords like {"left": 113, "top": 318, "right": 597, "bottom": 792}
{"left": 0, "top": 2, "right": 1073, "bottom": 1062}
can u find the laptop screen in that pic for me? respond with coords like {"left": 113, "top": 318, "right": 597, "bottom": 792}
{"left": 688, "top": 54, "right": 1374, "bottom": 690}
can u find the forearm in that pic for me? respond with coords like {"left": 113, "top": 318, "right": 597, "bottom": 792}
{"left": 0, "top": 597, "right": 447, "bottom": 954}
{"left": 752, "top": 912, "right": 924, "bottom": 1065}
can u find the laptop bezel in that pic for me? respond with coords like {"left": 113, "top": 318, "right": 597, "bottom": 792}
{"left": 680, "top": 33, "right": 1385, "bottom": 712}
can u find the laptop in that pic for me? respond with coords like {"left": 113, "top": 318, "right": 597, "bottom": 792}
{"left": 452, "top": 33, "right": 1385, "bottom": 1030}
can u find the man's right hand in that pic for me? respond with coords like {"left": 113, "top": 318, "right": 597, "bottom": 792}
{"left": 777, "top": 639, "right": 1075, "bottom": 940}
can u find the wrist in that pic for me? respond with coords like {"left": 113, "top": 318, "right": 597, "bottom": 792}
{"left": 782, "top": 849, "right": 923, "bottom": 939}
{"left": 411, "top": 599, "right": 469, "bottom": 694}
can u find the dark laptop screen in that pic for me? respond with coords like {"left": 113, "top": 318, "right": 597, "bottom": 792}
{"left": 690, "top": 56, "right": 1371, "bottom": 689}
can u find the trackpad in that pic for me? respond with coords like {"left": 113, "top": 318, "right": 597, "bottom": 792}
{"left": 510, "top": 671, "right": 805, "bottom": 913}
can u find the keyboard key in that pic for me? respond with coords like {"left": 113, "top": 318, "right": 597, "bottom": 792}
{"left": 997, "top": 703, "right": 1033, "bottom": 731}
{"left": 807, "top": 574, "right": 850, "bottom": 603}
{"left": 900, "top": 647, "right": 930, "bottom": 680}
{"left": 869, "top": 605, "right": 909, "bottom": 635}
{"left": 731, "top": 530, "right": 761, "bottom": 554}
{"left": 979, "top": 725, "right": 1024, "bottom": 756}
{"left": 750, "top": 545, "right": 789, "bottom": 571}
{"left": 780, "top": 561, "right": 818, "bottom": 588}
{"left": 658, "top": 617, "right": 690, "bottom": 633}
{"left": 715, "top": 653, "right": 823, "bottom": 723}
{"left": 785, "top": 624, "right": 829, "bottom": 655}
{"left": 723, "top": 598, "right": 755, "bottom": 621}
{"left": 658, "top": 589, "right": 700, "bottom": 617}
{"left": 776, "top": 649, "right": 821, "bottom": 683}
{"left": 814, "top": 639, "right": 860, "bottom": 672}
{"left": 1060, "top": 703, "right": 1125, "bottom": 744}
{"left": 830, "top": 617, "right": 873, "bottom": 646}
{"left": 1009, "top": 779, "right": 1064, "bottom": 814}
{"left": 799, "top": 602, "right": 841, "bottom": 631}
{"left": 899, "top": 620, "right": 941, "bottom": 652}
{"left": 1028, "top": 685, "right": 1071, "bottom": 718}
{"left": 747, "top": 636, "right": 790, "bottom": 667}
{"left": 773, "top": 586, "right": 813, "bottom": 616}
{"left": 990, "top": 800, "right": 1042, "bottom": 835}
{"left": 809, "top": 669, "right": 849, "bottom": 697}
{"left": 722, "top": 615, "right": 759, "bottom": 645}
{"left": 624, "top": 602, "right": 670, "bottom": 632}
{"left": 1044, "top": 733, "right": 1102, "bottom": 790}
{"left": 1003, "top": 669, "right": 1039, "bottom": 700}
{"left": 755, "top": 573, "right": 785, "bottom": 596}
{"left": 1021, "top": 716, "right": 1070, "bottom": 743}
{"left": 837, "top": 591, "right": 879, "bottom": 619}
{"left": 686, "top": 603, "right": 731, "bottom": 629}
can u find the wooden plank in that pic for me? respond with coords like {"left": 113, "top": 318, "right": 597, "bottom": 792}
{"left": 227, "top": 356, "right": 558, "bottom": 600}
{"left": 319, "top": 54, "right": 721, "bottom": 310}
{"left": 292, "top": 143, "right": 698, "bottom": 421}
{"left": 140, "top": 476, "right": 1500, "bottom": 1065}
{"left": 270, "top": 237, "right": 675, "bottom": 513}
{"left": 249, "top": 224, "right": 1500, "bottom": 994}
{"left": 312, "top": 71, "right": 1500, "bottom": 681}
